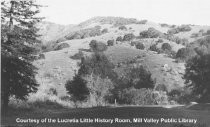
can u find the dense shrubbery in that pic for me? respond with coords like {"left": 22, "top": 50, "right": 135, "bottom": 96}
{"left": 168, "top": 88, "right": 195, "bottom": 104}
{"left": 66, "top": 52, "right": 117, "bottom": 106}
{"left": 161, "top": 43, "right": 172, "bottom": 51}
{"left": 66, "top": 32, "right": 82, "bottom": 40}
{"left": 107, "top": 66, "right": 157, "bottom": 104}
{"left": 135, "top": 43, "right": 145, "bottom": 50}
{"left": 184, "top": 53, "right": 210, "bottom": 103}
{"left": 136, "top": 20, "right": 147, "bottom": 24}
{"left": 160, "top": 23, "right": 170, "bottom": 27}
{"left": 116, "top": 36, "right": 123, "bottom": 42}
{"left": 118, "top": 25, "right": 127, "bottom": 30}
{"left": 178, "top": 25, "right": 192, "bottom": 32}
{"left": 123, "top": 33, "right": 135, "bottom": 41}
{"left": 41, "top": 41, "right": 58, "bottom": 52}
{"left": 78, "top": 52, "right": 117, "bottom": 80}
{"left": 89, "top": 40, "right": 107, "bottom": 52}
{"left": 155, "top": 84, "right": 168, "bottom": 92}
{"left": 167, "top": 25, "right": 192, "bottom": 34}
{"left": 70, "top": 51, "right": 84, "bottom": 60}
{"left": 176, "top": 48, "right": 197, "bottom": 62}
{"left": 206, "top": 30, "right": 210, "bottom": 35}
{"left": 120, "top": 88, "right": 168, "bottom": 105}
{"left": 164, "top": 34, "right": 188, "bottom": 45}
{"left": 149, "top": 44, "right": 160, "bottom": 52}
{"left": 130, "top": 41, "right": 137, "bottom": 46}
{"left": 54, "top": 43, "right": 70, "bottom": 51}
{"left": 84, "top": 75, "right": 114, "bottom": 106}
{"left": 64, "top": 26, "right": 102, "bottom": 40}
{"left": 101, "top": 28, "right": 108, "bottom": 34}
{"left": 107, "top": 40, "right": 114, "bottom": 46}
{"left": 37, "top": 53, "right": 45, "bottom": 59}
{"left": 139, "top": 27, "right": 163, "bottom": 38}
{"left": 156, "top": 38, "right": 164, "bottom": 43}
{"left": 118, "top": 66, "right": 155, "bottom": 89}
{"left": 167, "top": 28, "right": 179, "bottom": 34}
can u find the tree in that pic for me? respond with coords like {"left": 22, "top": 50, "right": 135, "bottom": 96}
{"left": 65, "top": 74, "right": 89, "bottom": 104}
{"left": 176, "top": 48, "right": 197, "bottom": 62}
{"left": 116, "top": 36, "right": 123, "bottom": 42}
{"left": 161, "top": 43, "right": 172, "bottom": 51}
{"left": 89, "top": 40, "right": 107, "bottom": 52}
{"left": 184, "top": 54, "right": 210, "bottom": 102}
{"left": 107, "top": 40, "right": 114, "bottom": 46}
{"left": 1, "top": 0, "right": 42, "bottom": 111}
{"left": 135, "top": 43, "right": 145, "bottom": 50}
{"left": 78, "top": 52, "right": 117, "bottom": 81}
{"left": 123, "top": 33, "right": 135, "bottom": 41}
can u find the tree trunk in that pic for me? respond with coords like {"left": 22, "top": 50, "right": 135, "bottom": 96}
{"left": 2, "top": 92, "right": 9, "bottom": 115}
{"left": 8, "top": 1, "right": 15, "bottom": 31}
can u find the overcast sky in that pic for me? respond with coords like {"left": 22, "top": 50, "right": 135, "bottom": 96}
{"left": 37, "top": 0, "right": 210, "bottom": 25}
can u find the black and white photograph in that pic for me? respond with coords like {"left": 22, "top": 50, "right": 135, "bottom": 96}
{"left": 1, "top": 0, "right": 210, "bottom": 127}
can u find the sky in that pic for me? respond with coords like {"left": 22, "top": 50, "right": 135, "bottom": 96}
{"left": 37, "top": 0, "right": 210, "bottom": 26}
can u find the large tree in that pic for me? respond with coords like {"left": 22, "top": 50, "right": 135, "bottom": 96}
{"left": 184, "top": 46, "right": 210, "bottom": 102}
{"left": 1, "top": 0, "right": 42, "bottom": 111}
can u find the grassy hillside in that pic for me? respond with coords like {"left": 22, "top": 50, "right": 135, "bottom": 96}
{"left": 27, "top": 16, "right": 210, "bottom": 106}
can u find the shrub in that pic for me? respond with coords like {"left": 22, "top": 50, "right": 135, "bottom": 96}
{"left": 161, "top": 43, "right": 172, "bottom": 51}
{"left": 56, "top": 37, "right": 67, "bottom": 43}
{"left": 84, "top": 75, "right": 114, "bottom": 106}
{"left": 149, "top": 44, "right": 161, "bottom": 53}
{"left": 65, "top": 74, "right": 89, "bottom": 102}
{"left": 135, "top": 43, "right": 145, "bottom": 50}
{"left": 178, "top": 25, "right": 192, "bottom": 32}
{"left": 78, "top": 52, "right": 117, "bottom": 80}
{"left": 155, "top": 84, "right": 168, "bottom": 92}
{"left": 176, "top": 48, "right": 197, "bottom": 61}
{"left": 130, "top": 41, "right": 137, "bottom": 46}
{"left": 120, "top": 88, "right": 168, "bottom": 105}
{"left": 136, "top": 20, "right": 147, "bottom": 24}
{"left": 160, "top": 23, "right": 170, "bottom": 27}
{"left": 167, "top": 25, "right": 192, "bottom": 34}
{"left": 123, "top": 33, "right": 135, "bottom": 41}
{"left": 191, "top": 33, "right": 199, "bottom": 38}
{"left": 116, "top": 36, "right": 123, "bottom": 42}
{"left": 89, "top": 27, "right": 101, "bottom": 37}
{"left": 41, "top": 41, "right": 58, "bottom": 52}
{"left": 156, "top": 38, "right": 164, "bottom": 43}
{"left": 30, "top": 99, "right": 64, "bottom": 109}
{"left": 118, "top": 25, "right": 127, "bottom": 30}
{"left": 119, "top": 66, "right": 155, "bottom": 89}
{"left": 206, "top": 30, "right": 210, "bottom": 35}
{"left": 89, "top": 40, "right": 107, "bottom": 52}
{"left": 184, "top": 53, "right": 210, "bottom": 103}
{"left": 54, "top": 43, "right": 70, "bottom": 51}
{"left": 140, "top": 27, "right": 163, "bottom": 38}
{"left": 107, "top": 40, "right": 114, "bottom": 46}
{"left": 48, "top": 88, "right": 57, "bottom": 96}
{"left": 66, "top": 32, "right": 82, "bottom": 40}
{"left": 168, "top": 89, "right": 195, "bottom": 104}
{"left": 37, "top": 53, "right": 45, "bottom": 59}
{"left": 101, "top": 28, "right": 108, "bottom": 34}
{"left": 167, "top": 28, "right": 179, "bottom": 34}
{"left": 70, "top": 51, "right": 84, "bottom": 60}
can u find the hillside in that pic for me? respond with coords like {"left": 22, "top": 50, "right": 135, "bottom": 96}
{"left": 29, "top": 16, "right": 210, "bottom": 105}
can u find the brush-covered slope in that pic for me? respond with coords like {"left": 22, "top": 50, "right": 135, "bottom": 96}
{"left": 32, "top": 17, "right": 210, "bottom": 100}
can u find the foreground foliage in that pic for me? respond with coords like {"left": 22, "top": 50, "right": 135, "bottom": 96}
{"left": 1, "top": 0, "right": 42, "bottom": 111}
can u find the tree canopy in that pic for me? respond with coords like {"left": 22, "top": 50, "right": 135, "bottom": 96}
{"left": 1, "top": 0, "right": 43, "bottom": 111}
